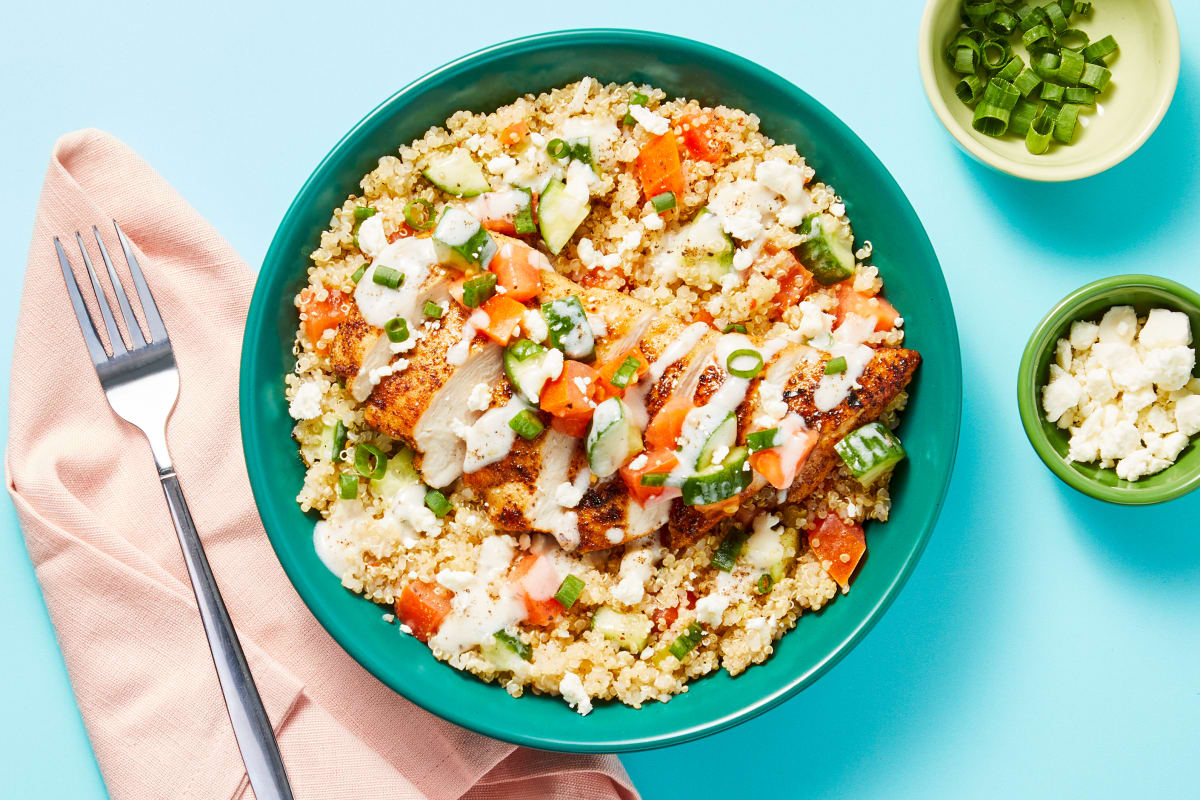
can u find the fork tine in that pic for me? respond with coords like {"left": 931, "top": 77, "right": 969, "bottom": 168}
{"left": 54, "top": 237, "right": 111, "bottom": 366}
{"left": 112, "top": 221, "right": 169, "bottom": 343}
{"left": 92, "top": 226, "right": 147, "bottom": 347}
{"left": 75, "top": 232, "right": 128, "bottom": 357}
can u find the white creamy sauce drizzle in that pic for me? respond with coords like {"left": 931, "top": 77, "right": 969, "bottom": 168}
{"left": 626, "top": 321, "right": 710, "bottom": 428}
{"left": 447, "top": 320, "right": 479, "bottom": 366}
{"left": 668, "top": 334, "right": 786, "bottom": 484}
{"left": 467, "top": 189, "right": 529, "bottom": 223}
{"left": 813, "top": 314, "right": 876, "bottom": 412}
{"left": 429, "top": 536, "right": 526, "bottom": 654}
{"left": 611, "top": 534, "right": 665, "bottom": 606}
{"left": 354, "top": 237, "right": 437, "bottom": 328}
{"left": 463, "top": 395, "right": 529, "bottom": 473}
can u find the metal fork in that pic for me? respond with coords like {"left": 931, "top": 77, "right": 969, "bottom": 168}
{"left": 55, "top": 222, "right": 294, "bottom": 800}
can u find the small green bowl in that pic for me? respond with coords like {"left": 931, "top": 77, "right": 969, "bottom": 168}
{"left": 1017, "top": 275, "right": 1200, "bottom": 504}
{"left": 918, "top": 0, "right": 1180, "bottom": 182}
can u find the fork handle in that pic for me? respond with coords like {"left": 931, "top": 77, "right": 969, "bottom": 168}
{"left": 159, "top": 471, "right": 295, "bottom": 800}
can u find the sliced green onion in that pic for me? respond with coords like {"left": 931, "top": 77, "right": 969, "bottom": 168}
{"left": 569, "top": 139, "right": 594, "bottom": 164}
{"left": 1031, "top": 50, "right": 1061, "bottom": 80}
{"left": 1018, "top": 4, "right": 1047, "bottom": 31}
{"left": 1053, "top": 103, "right": 1082, "bottom": 144}
{"left": 710, "top": 528, "right": 746, "bottom": 572}
{"left": 756, "top": 573, "right": 774, "bottom": 594}
{"left": 1073, "top": 1, "right": 1092, "bottom": 16}
{"left": 651, "top": 191, "right": 677, "bottom": 213}
{"left": 1063, "top": 86, "right": 1094, "bottom": 105}
{"left": 462, "top": 272, "right": 497, "bottom": 307}
{"left": 1021, "top": 23, "right": 1054, "bottom": 49}
{"left": 372, "top": 265, "right": 404, "bottom": 289}
{"left": 424, "top": 488, "right": 452, "bottom": 518}
{"left": 1082, "top": 35, "right": 1117, "bottom": 62}
{"left": 963, "top": 0, "right": 997, "bottom": 25}
{"left": 955, "top": 74, "right": 986, "bottom": 105}
{"left": 609, "top": 356, "right": 641, "bottom": 389}
{"left": 972, "top": 78, "right": 1019, "bottom": 136}
{"left": 1080, "top": 62, "right": 1111, "bottom": 91}
{"left": 1026, "top": 108, "right": 1055, "bottom": 154}
{"left": 338, "top": 472, "right": 358, "bottom": 499}
{"left": 354, "top": 443, "right": 387, "bottom": 480}
{"left": 1041, "top": 1, "right": 1068, "bottom": 32}
{"left": 493, "top": 630, "right": 531, "bottom": 661}
{"left": 546, "top": 138, "right": 569, "bottom": 159}
{"left": 403, "top": 198, "right": 435, "bottom": 231}
{"left": 952, "top": 45, "right": 978, "bottom": 75}
{"left": 986, "top": 8, "right": 1019, "bottom": 36}
{"left": 640, "top": 472, "right": 669, "bottom": 487}
{"left": 945, "top": 30, "right": 982, "bottom": 64}
{"left": 995, "top": 55, "right": 1024, "bottom": 82}
{"left": 746, "top": 427, "right": 781, "bottom": 453}
{"left": 423, "top": 300, "right": 444, "bottom": 319}
{"left": 554, "top": 575, "right": 585, "bottom": 609}
{"left": 331, "top": 420, "right": 347, "bottom": 462}
{"left": 384, "top": 317, "right": 409, "bottom": 343}
{"left": 1041, "top": 82, "right": 1065, "bottom": 104}
{"left": 1013, "top": 68, "right": 1042, "bottom": 97}
{"left": 1055, "top": 48, "right": 1085, "bottom": 84}
{"left": 623, "top": 91, "right": 649, "bottom": 125}
{"left": 351, "top": 264, "right": 367, "bottom": 283}
{"left": 722, "top": 322, "right": 748, "bottom": 334}
{"left": 354, "top": 206, "right": 377, "bottom": 223}
{"left": 668, "top": 623, "right": 704, "bottom": 660}
{"left": 825, "top": 356, "right": 848, "bottom": 375}
{"left": 726, "top": 348, "right": 764, "bottom": 379}
{"left": 981, "top": 37, "right": 1011, "bottom": 70}
{"left": 513, "top": 186, "right": 536, "bottom": 234}
{"left": 1058, "top": 28, "right": 1089, "bottom": 50}
{"left": 1008, "top": 99, "right": 1040, "bottom": 137}
{"left": 508, "top": 409, "right": 545, "bottom": 440}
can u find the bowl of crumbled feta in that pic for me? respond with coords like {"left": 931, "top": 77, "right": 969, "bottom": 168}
{"left": 1019, "top": 274, "right": 1200, "bottom": 504}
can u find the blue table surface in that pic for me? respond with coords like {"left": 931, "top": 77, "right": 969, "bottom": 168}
{"left": 3, "top": 2, "right": 1197, "bottom": 798}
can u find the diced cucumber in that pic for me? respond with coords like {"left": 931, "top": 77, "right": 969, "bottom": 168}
{"left": 678, "top": 208, "right": 734, "bottom": 285}
{"left": 481, "top": 635, "right": 531, "bottom": 674}
{"left": 710, "top": 528, "right": 746, "bottom": 571}
{"left": 433, "top": 207, "right": 496, "bottom": 273}
{"left": 767, "top": 529, "right": 799, "bottom": 584}
{"left": 421, "top": 148, "right": 491, "bottom": 197}
{"left": 493, "top": 630, "right": 532, "bottom": 660}
{"left": 591, "top": 606, "right": 652, "bottom": 652}
{"left": 696, "top": 412, "right": 737, "bottom": 470}
{"left": 503, "top": 339, "right": 560, "bottom": 403}
{"left": 538, "top": 178, "right": 590, "bottom": 255}
{"left": 834, "top": 422, "right": 906, "bottom": 487}
{"left": 796, "top": 213, "right": 855, "bottom": 285}
{"left": 370, "top": 444, "right": 419, "bottom": 497}
{"left": 681, "top": 446, "right": 751, "bottom": 506}
{"left": 542, "top": 296, "right": 595, "bottom": 361}
{"left": 586, "top": 398, "right": 644, "bottom": 478}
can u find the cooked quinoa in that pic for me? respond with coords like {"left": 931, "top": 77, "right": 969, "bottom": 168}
{"left": 286, "top": 78, "right": 913, "bottom": 714}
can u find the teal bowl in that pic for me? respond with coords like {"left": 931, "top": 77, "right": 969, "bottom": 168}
{"left": 240, "top": 29, "right": 962, "bottom": 752}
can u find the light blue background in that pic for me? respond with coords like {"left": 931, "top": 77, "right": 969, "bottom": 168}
{"left": 2, "top": 1, "right": 1197, "bottom": 798}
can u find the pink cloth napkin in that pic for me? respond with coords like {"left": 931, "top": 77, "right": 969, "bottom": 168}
{"left": 6, "top": 129, "right": 639, "bottom": 800}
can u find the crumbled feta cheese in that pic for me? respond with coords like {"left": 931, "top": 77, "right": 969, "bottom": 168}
{"left": 555, "top": 480, "right": 585, "bottom": 508}
{"left": 382, "top": 613, "right": 395, "bottom": 623}
{"left": 1115, "top": 448, "right": 1170, "bottom": 481}
{"left": 696, "top": 593, "right": 731, "bottom": 626}
{"left": 1041, "top": 365, "right": 1082, "bottom": 423}
{"left": 628, "top": 103, "right": 669, "bottom": 135}
{"left": 754, "top": 159, "right": 814, "bottom": 227}
{"left": 1177, "top": 394, "right": 1200, "bottom": 436}
{"left": 436, "top": 569, "right": 475, "bottom": 592}
{"left": 467, "top": 382, "right": 491, "bottom": 412}
{"left": 1069, "top": 320, "right": 1100, "bottom": 350}
{"left": 626, "top": 453, "right": 648, "bottom": 471}
{"left": 559, "top": 672, "right": 593, "bottom": 716}
{"left": 355, "top": 214, "right": 387, "bottom": 258}
{"left": 1097, "top": 305, "right": 1138, "bottom": 344}
{"left": 523, "top": 308, "right": 549, "bottom": 342}
{"left": 723, "top": 210, "right": 764, "bottom": 242}
{"left": 1144, "top": 346, "right": 1195, "bottom": 391}
{"left": 643, "top": 211, "right": 664, "bottom": 231}
{"left": 288, "top": 381, "right": 323, "bottom": 420}
{"left": 605, "top": 527, "right": 624, "bottom": 544}
{"left": 486, "top": 154, "right": 516, "bottom": 174}
{"left": 1138, "top": 308, "right": 1191, "bottom": 349}
{"left": 1055, "top": 338, "right": 1073, "bottom": 371}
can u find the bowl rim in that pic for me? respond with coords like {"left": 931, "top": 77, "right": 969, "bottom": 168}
{"left": 241, "top": 27, "right": 963, "bottom": 751}
{"left": 917, "top": 0, "right": 1181, "bottom": 182}
{"left": 1016, "top": 273, "right": 1200, "bottom": 504}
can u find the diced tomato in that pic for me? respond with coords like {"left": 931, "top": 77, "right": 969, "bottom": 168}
{"left": 394, "top": 580, "right": 454, "bottom": 643}
{"left": 677, "top": 111, "right": 729, "bottom": 164}
{"left": 620, "top": 447, "right": 680, "bottom": 504}
{"left": 645, "top": 395, "right": 693, "bottom": 450}
{"left": 540, "top": 361, "right": 602, "bottom": 421}
{"left": 477, "top": 295, "right": 526, "bottom": 346}
{"left": 595, "top": 347, "right": 650, "bottom": 398}
{"left": 693, "top": 309, "right": 717, "bottom": 328}
{"left": 551, "top": 415, "right": 589, "bottom": 438}
{"left": 299, "top": 287, "right": 349, "bottom": 349}
{"left": 835, "top": 283, "right": 900, "bottom": 331}
{"left": 772, "top": 252, "right": 816, "bottom": 310}
{"left": 650, "top": 604, "right": 678, "bottom": 632}
{"left": 578, "top": 267, "right": 625, "bottom": 290}
{"left": 808, "top": 514, "right": 867, "bottom": 591}
{"left": 749, "top": 424, "right": 818, "bottom": 490}
{"left": 489, "top": 240, "right": 543, "bottom": 301}
{"left": 636, "top": 131, "right": 686, "bottom": 203}
{"left": 510, "top": 553, "right": 564, "bottom": 627}
{"left": 500, "top": 121, "right": 529, "bottom": 147}
{"left": 481, "top": 218, "right": 516, "bottom": 235}
{"left": 386, "top": 223, "right": 414, "bottom": 243}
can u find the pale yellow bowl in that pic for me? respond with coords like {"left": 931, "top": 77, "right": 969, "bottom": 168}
{"left": 919, "top": 0, "right": 1180, "bottom": 181}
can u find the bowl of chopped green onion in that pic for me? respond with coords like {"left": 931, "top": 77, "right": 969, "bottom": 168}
{"left": 919, "top": 0, "right": 1180, "bottom": 181}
